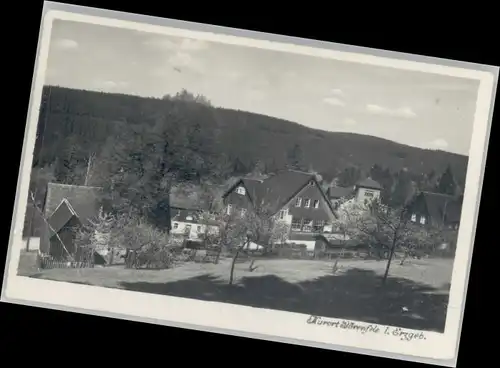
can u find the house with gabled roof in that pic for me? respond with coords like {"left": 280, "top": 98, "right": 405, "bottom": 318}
{"left": 327, "top": 177, "right": 383, "bottom": 207}
{"left": 407, "top": 191, "right": 463, "bottom": 229}
{"left": 169, "top": 187, "right": 220, "bottom": 243}
{"left": 40, "top": 182, "right": 104, "bottom": 259}
{"left": 221, "top": 169, "right": 338, "bottom": 249}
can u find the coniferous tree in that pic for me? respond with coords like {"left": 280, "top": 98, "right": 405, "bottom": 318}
{"left": 286, "top": 143, "right": 303, "bottom": 171}
{"left": 337, "top": 167, "right": 361, "bottom": 187}
{"left": 391, "top": 170, "right": 415, "bottom": 207}
{"left": 436, "top": 165, "right": 457, "bottom": 196}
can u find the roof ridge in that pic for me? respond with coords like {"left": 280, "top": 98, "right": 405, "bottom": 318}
{"left": 421, "top": 190, "right": 454, "bottom": 197}
{"left": 48, "top": 182, "right": 103, "bottom": 190}
{"left": 61, "top": 198, "right": 79, "bottom": 217}
{"left": 242, "top": 177, "right": 265, "bottom": 183}
{"left": 285, "top": 169, "right": 315, "bottom": 175}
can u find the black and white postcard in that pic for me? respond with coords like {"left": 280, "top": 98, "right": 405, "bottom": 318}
{"left": 2, "top": 2, "right": 498, "bottom": 366}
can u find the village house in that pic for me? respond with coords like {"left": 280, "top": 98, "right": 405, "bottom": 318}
{"left": 407, "top": 191, "right": 463, "bottom": 229}
{"left": 326, "top": 177, "right": 383, "bottom": 208}
{"left": 170, "top": 207, "right": 220, "bottom": 240}
{"left": 221, "top": 169, "right": 338, "bottom": 250}
{"left": 39, "top": 182, "right": 104, "bottom": 260}
{"left": 169, "top": 189, "right": 220, "bottom": 244}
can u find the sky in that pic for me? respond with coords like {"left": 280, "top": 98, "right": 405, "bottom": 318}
{"left": 44, "top": 20, "right": 480, "bottom": 156}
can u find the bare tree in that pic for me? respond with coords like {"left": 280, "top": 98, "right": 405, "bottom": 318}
{"left": 75, "top": 206, "right": 115, "bottom": 264}
{"left": 336, "top": 198, "right": 447, "bottom": 285}
{"left": 398, "top": 224, "right": 454, "bottom": 265}
{"left": 227, "top": 199, "right": 282, "bottom": 284}
{"left": 83, "top": 151, "right": 96, "bottom": 186}
{"left": 270, "top": 221, "right": 290, "bottom": 246}
{"left": 355, "top": 200, "right": 410, "bottom": 284}
{"left": 331, "top": 198, "right": 368, "bottom": 271}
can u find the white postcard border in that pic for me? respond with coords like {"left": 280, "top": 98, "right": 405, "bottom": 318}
{"left": 2, "top": 3, "right": 498, "bottom": 367}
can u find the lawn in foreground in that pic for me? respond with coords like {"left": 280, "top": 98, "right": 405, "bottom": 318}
{"left": 22, "top": 257, "right": 453, "bottom": 332}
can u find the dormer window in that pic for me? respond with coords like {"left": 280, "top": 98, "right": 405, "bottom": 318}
{"left": 236, "top": 186, "right": 246, "bottom": 195}
{"left": 411, "top": 213, "right": 417, "bottom": 222}
{"left": 295, "top": 197, "right": 302, "bottom": 207}
{"left": 304, "top": 199, "right": 311, "bottom": 208}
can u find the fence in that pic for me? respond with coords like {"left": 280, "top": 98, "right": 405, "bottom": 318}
{"left": 36, "top": 254, "right": 94, "bottom": 269}
{"left": 37, "top": 254, "right": 95, "bottom": 269}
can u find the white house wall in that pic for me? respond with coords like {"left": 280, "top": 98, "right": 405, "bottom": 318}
{"left": 171, "top": 221, "right": 219, "bottom": 240}
{"left": 284, "top": 239, "right": 316, "bottom": 251}
{"left": 355, "top": 187, "right": 381, "bottom": 203}
{"left": 22, "top": 237, "right": 40, "bottom": 251}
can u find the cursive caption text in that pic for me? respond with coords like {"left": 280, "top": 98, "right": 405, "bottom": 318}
{"left": 306, "top": 315, "right": 427, "bottom": 341}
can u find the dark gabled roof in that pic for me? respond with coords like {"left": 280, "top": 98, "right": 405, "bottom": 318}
{"left": 356, "top": 177, "right": 383, "bottom": 190}
{"left": 45, "top": 183, "right": 103, "bottom": 219}
{"left": 171, "top": 208, "right": 219, "bottom": 226}
{"left": 418, "top": 191, "right": 463, "bottom": 224}
{"left": 223, "top": 169, "right": 337, "bottom": 218}
{"left": 170, "top": 193, "right": 208, "bottom": 211}
{"left": 47, "top": 199, "right": 78, "bottom": 236}
{"left": 170, "top": 184, "right": 226, "bottom": 211}
{"left": 44, "top": 183, "right": 103, "bottom": 236}
{"left": 327, "top": 186, "right": 354, "bottom": 199}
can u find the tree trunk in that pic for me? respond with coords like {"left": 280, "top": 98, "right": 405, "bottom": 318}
{"left": 229, "top": 240, "right": 248, "bottom": 285}
{"left": 109, "top": 248, "right": 114, "bottom": 265}
{"left": 215, "top": 244, "right": 223, "bottom": 264}
{"left": 332, "top": 246, "right": 345, "bottom": 273}
{"left": 400, "top": 250, "right": 409, "bottom": 265}
{"left": 229, "top": 248, "right": 241, "bottom": 285}
{"left": 382, "top": 238, "right": 398, "bottom": 285}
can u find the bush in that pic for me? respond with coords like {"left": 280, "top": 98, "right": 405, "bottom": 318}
{"left": 112, "top": 214, "right": 179, "bottom": 269}
{"left": 112, "top": 214, "right": 170, "bottom": 250}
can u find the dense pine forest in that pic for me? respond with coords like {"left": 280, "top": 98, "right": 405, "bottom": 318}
{"left": 23, "top": 85, "right": 468, "bottom": 236}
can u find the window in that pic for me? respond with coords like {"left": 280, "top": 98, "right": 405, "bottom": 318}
{"left": 226, "top": 204, "right": 232, "bottom": 215}
{"left": 313, "top": 220, "right": 324, "bottom": 232}
{"left": 279, "top": 209, "right": 288, "bottom": 220}
{"left": 365, "top": 190, "right": 374, "bottom": 198}
{"left": 419, "top": 216, "right": 426, "bottom": 225}
{"left": 304, "top": 199, "right": 311, "bottom": 208}
{"left": 241, "top": 208, "right": 247, "bottom": 217}
{"left": 185, "top": 225, "right": 192, "bottom": 234}
{"left": 313, "top": 200, "right": 319, "bottom": 209}
{"left": 411, "top": 213, "right": 417, "bottom": 222}
{"left": 295, "top": 197, "right": 302, "bottom": 207}
{"left": 291, "top": 218, "right": 302, "bottom": 231}
{"left": 197, "top": 225, "right": 202, "bottom": 233}
{"left": 236, "top": 186, "right": 246, "bottom": 195}
{"left": 302, "top": 219, "right": 313, "bottom": 232}
{"left": 173, "top": 222, "right": 179, "bottom": 229}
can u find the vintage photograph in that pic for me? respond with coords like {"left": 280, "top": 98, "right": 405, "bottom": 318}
{"left": 3, "top": 5, "right": 497, "bottom": 365}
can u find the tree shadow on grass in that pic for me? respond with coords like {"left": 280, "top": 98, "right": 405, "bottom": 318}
{"left": 120, "top": 268, "right": 449, "bottom": 332}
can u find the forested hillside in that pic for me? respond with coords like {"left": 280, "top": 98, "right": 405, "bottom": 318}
{"left": 23, "top": 85, "right": 468, "bottom": 236}
{"left": 33, "top": 86, "right": 468, "bottom": 183}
